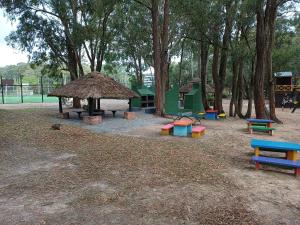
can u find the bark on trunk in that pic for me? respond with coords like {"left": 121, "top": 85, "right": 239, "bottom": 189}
{"left": 151, "top": 0, "right": 169, "bottom": 116}
{"left": 178, "top": 39, "right": 185, "bottom": 87}
{"left": 216, "top": 2, "right": 235, "bottom": 113}
{"left": 254, "top": 0, "right": 267, "bottom": 119}
{"left": 236, "top": 57, "right": 244, "bottom": 118}
{"left": 245, "top": 58, "right": 255, "bottom": 118}
{"left": 151, "top": 0, "right": 163, "bottom": 116}
{"left": 229, "top": 58, "right": 239, "bottom": 117}
{"left": 265, "top": 0, "right": 281, "bottom": 123}
{"left": 200, "top": 41, "right": 209, "bottom": 109}
{"left": 212, "top": 44, "right": 221, "bottom": 112}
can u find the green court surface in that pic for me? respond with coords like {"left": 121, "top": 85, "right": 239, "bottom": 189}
{"left": 0, "top": 95, "right": 58, "bottom": 104}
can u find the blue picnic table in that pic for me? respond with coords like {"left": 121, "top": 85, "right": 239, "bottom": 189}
{"left": 251, "top": 139, "right": 300, "bottom": 176}
{"left": 251, "top": 139, "right": 300, "bottom": 160}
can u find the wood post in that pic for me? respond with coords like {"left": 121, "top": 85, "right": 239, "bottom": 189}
{"left": 88, "top": 97, "right": 93, "bottom": 116}
{"left": 97, "top": 99, "right": 100, "bottom": 110}
{"left": 58, "top": 97, "right": 63, "bottom": 113}
{"left": 295, "top": 168, "right": 300, "bottom": 177}
{"left": 255, "top": 162, "right": 260, "bottom": 170}
{"left": 287, "top": 151, "right": 298, "bottom": 161}
{"left": 128, "top": 98, "right": 132, "bottom": 112}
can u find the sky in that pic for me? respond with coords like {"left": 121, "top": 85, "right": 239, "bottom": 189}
{"left": 0, "top": 9, "right": 28, "bottom": 67}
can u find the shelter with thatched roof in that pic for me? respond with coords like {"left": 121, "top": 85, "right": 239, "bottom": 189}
{"left": 48, "top": 72, "right": 139, "bottom": 116}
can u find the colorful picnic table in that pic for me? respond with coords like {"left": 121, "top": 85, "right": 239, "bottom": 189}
{"left": 173, "top": 120, "right": 193, "bottom": 137}
{"left": 246, "top": 118, "right": 274, "bottom": 128}
{"left": 205, "top": 110, "right": 218, "bottom": 120}
{"left": 251, "top": 139, "right": 300, "bottom": 161}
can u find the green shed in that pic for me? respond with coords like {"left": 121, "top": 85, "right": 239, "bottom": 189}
{"left": 184, "top": 82, "right": 205, "bottom": 113}
{"left": 165, "top": 85, "right": 180, "bottom": 114}
{"left": 131, "top": 86, "right": 155, "bottom": 108}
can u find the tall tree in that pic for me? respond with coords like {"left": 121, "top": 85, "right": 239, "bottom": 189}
{"left": 254, "top": 0, "right": 293, "bottom": 120}
{"left": 151, "top": 0, "right": 170, "bottom": 116}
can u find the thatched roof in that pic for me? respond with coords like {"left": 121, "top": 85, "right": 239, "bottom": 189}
{"left": 48, "top": 72, "right": 139, "bottom": 99}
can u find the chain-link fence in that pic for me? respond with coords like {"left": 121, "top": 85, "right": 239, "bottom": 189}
{"left": 0, "top": 76, "right": 61, "bottom": 104}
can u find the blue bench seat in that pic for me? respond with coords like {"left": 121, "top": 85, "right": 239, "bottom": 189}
{"left": 252, "top": 156, "right": 300, "bottom": 177}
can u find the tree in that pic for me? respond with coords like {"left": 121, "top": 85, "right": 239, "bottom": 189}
{"left": 151, "top": 0, "right": 170, "bottom": 116}
{"left": 253, "top": 0, "right": 295, "bottom": 120}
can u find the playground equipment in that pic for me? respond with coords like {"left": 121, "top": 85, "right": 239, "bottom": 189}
{"left": 251, "top": 139, "right": 300, "bottom": 176}
{"left": 274, "top": 71, "right": 300, "bottom": 108}
{"left": 183, "top": 82, "right": 205, "bottom": 114}
{"left": 246, "top": 118, "right": 276, "bottom": 136}
{"left": 160, "top": 122, "right": 206, "bottom": 138}
{"left": 131, "top": 86, "right": 155, "bottom": 113}
{"left": 165, "top": 85, "right": 180, "bottom": 115}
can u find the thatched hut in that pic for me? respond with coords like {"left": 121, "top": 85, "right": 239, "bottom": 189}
{"left": 48, "top": 72, "right": 139, "bottom": 116}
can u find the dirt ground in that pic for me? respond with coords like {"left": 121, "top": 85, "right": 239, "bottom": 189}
{"left": 0, "top": 100, "right": 299, "bottom": 225}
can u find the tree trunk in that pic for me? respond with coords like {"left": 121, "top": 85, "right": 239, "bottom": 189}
{"left": 254, "top": 0, "right": 267, "bottom": 119}
{"left": 265, "top": 0, "right": 281, "bottom": 122}
{"left": 151, "top": 0, "right": 163, "bottom": 116}
{"left": 229, "top": 58, "right": 239, "bottom": 117}
{"left": 245, "top": 58, "right": 255, "bottom": 118}
{"left": 236, "top": 57, "right": 244, "bottom": 118}
{"left": 96, "top": 14, "right": 110, "bottom": 72}
{"left": 178, "top": 39, "right": 185, "bottom": 87}
{"left": 200, "top": 41, "right": 209, "bottom": 109}
{"left": 212, "top": 44, "right": 221, "bottom": 112}
{"left": 217, "top": 2, "right": 235, "bottom": 113}
{"left": 160, "top": 0, "right": 169, "bottom": 104}
{"left": 138, "top": 55, "right": 143, "bottom": 86}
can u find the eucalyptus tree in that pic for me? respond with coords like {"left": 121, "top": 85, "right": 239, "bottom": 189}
{"left": 254, "top": 0, "right": 299, "bottom": 120}
{"left": 1, "top": 0, "right": 86, "bottom": 81}
{"left": 229, "top": 0, "right": 256, "bottom": 118}
{"left": 110, "top": 1, "right": 152, "bottom": 86}
{"left": 173, "top": 0, "right": 213, "bottom": 109}
{"left": 79, "top": 0, "right": 118, "bottom": 72}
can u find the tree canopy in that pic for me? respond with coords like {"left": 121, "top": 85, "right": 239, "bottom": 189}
{"left": 1, "top": 0, "right": 300, "bottom": 118}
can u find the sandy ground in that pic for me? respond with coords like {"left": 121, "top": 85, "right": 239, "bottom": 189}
{"left": 0, "top": 99, "right": 299, "bottom": 225}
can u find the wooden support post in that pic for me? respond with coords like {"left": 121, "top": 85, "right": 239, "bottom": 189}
{"left": 88, "top": 97, "right": 93, "bottom": 116}
{"left": 255, "top": 162, "right": 260, "bottom": 170}
{"left": 40, "top": 76, "right": 44, "bottom": 103}
{"left": 20, "top": 75, "right": 23, "bottom": 103}
{"left": 128, "top": 98, "right": 132, "bottom": 112}
{"left": 254, "top": 148, "right": 260, "bottom": 156}
{"left": 97, "top": 99, "right": 100, "bottom": 110}
{"left": 1, "top": 76, "right": 4, "bottom": 104}
{"left": 287, "top": 151, "right": 298, "bottom": 161}
{"left": 58, "top": 97, "right": 63, "bottom": 113}
{"left": 295, "top": 168, "right": 300, "bottom": 177}
{"left": 248, "top": 122, "right": 251, "bottom": 132}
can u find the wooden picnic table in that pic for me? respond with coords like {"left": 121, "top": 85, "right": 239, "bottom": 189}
{"left": 205, "top": 110, "right": 218, "bottom": 120}
{"left": 246, "top": 118, "right": 274, "bottom": 128}
{"left": 173, "top": 120, "right": 193, "bottom": 137}
{"left": 251, "top": 139, "right": 300, "bottom": 161}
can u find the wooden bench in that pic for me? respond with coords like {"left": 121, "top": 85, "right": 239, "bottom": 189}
{"left": 192, "top": 126, "right": 206, "bottom": 138}
{"left": 252, "top": 156, "right": 300, "bottom": 177}
{"left": 249, "top": 126, "right": 275, "bottom": 135}
{"left": 161, "top": 123, "right": 174, "bottom": 135}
